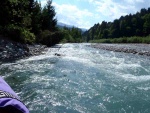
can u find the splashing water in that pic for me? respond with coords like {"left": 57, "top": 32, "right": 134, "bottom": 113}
{"left": 0, "top": 43, "right": 150, "bottom": 113}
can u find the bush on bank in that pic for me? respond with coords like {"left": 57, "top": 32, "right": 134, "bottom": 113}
{"left": 89, "top": 36, "right": 150, "bottom": 44}
{"left": 3, "top": 24, "right": 35, "bottom": 44}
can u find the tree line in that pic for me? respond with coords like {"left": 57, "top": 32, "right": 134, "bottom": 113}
{"left": 59, "top": 26, "right": 83, "bottom": 43}
{"left": 0, "top": 0, "right": 84, "bottom": 46}
{"left": 0, "top": 0, "right": 66, "bottom": 46}
{"left": 83, "top": 8, "right": 150, "bottom": 43}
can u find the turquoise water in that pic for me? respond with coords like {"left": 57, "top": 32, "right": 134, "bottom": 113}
{"left": 0, "top": 43, "right": 150, "bottom": 113}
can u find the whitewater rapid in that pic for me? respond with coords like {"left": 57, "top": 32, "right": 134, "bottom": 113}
{"left": 0, "top": 43, "right": 150, "bottom": 113}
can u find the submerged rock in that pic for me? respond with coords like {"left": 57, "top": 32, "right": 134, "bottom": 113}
{"left": 54, "top": 53, "right": 61, "bottom": 56}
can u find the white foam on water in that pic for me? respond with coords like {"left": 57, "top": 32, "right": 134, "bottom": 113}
{"left": 51, "top": 101, "right": 62, "bottom": 107}
{"left": 17, "top": 51, "right": 54, "bottom": 63}
{"left": 137, "top": 87, "right": 150, "bottom": 91}
{"left": 119, "top": 73, "right": 150, "bottom": 82}
{"left": 1, "top": 43, "right": 150, "bottom": 113}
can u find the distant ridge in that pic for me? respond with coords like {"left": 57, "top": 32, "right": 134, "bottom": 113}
{"left": 57, "top": 22, "right": 87, "bottom": 33}
{"left": 57, "top": 22, "right": 74, "bottom": 28}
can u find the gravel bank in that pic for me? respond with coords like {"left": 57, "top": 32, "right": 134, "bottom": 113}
{"left": 91, "top": 43, "right": 150, "bottom": 56}
{"left": 0, "top": 36, "right": 48, "bottom": 63}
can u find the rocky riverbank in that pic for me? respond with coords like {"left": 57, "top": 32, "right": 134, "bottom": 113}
{"left": 91, "top": 43, "right": 150, "bottom": 56}
{"left": 0, "top": 36, "right": 48, "bottom": 63}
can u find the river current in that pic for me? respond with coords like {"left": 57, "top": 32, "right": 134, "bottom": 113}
{"left": 0, "top": 43, "right": 150, "bottom": 113}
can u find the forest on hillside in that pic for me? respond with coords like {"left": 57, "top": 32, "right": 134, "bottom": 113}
{"left": 0, "top": 0, "right": 83, "bottom": 46}
{"left": 83, "top": 8, "right": 150, "bottom": 43}
{"left": 0, "top": 0, "right": 59, "bottom": 46}
{"left": 1, "top": 0, "right": 150, "bottom": 45}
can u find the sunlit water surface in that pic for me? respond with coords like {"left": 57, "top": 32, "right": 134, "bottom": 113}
{"left": 0, "top": 43, "right": 150, "bottom": 113}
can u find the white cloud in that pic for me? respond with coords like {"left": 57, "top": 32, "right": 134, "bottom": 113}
{"left": 41, "top": 0, "right": 47, "bottom": 7}
{"left": 125, "top": 0, "right": 144, "bottom": 4}
{"left": 52, "top": 2, "right": 93, "bottom": 29}
{"left": 40, "top": 0, "right": 150, "bottom": 28}
{"left": 90, "top": 0, "right": 132, "bottom": 20}
{"left": 86, "top": 0, "right": 150, "bottom": 22}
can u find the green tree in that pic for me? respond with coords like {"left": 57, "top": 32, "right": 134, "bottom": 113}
{"left": 143, "top": 14, "right": 150, "bottom": 36}
{"left": 31, "top": 1, "right": 42, "bottom": 35}
{"left": 10, "top": 0, "right": 31, "bottom": 28}
{"left": 83, "top": 7, "right": 150, "bottom": 42}
{"left": 41, "top": 0, "right": 57, "bottom": 31}
{"left": 110, "top": 19, "right": 120, "bottom": 38}
{"left": 29, "top": 0, "right": 34, "bottom": 13}
{"left": 0, "top": 0, "right": 10, "bottom": 27}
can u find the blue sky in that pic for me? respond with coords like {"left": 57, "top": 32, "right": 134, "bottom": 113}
{"left": 41, "top": 0, "right": 150, "bottom": 29}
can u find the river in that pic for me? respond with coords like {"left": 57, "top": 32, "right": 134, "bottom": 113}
{"left": 0, "top": 43, "right": 150, "bottom": 113}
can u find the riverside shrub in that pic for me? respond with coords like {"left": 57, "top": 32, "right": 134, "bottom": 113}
{"left": 37, "top": 30, "right": 63, "bottom": 46}
{"left": 4, "top": 24, "right": 35, "bottom": 44}
{"left": 89, "top": 36, "right": 150, "bottom": 43}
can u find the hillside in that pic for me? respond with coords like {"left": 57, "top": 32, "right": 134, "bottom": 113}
{"left": 83, "top": 8, "right": 150, "bottom": 43}
{"left": 57, "top": 22, "right": 87, "bottom": 33}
